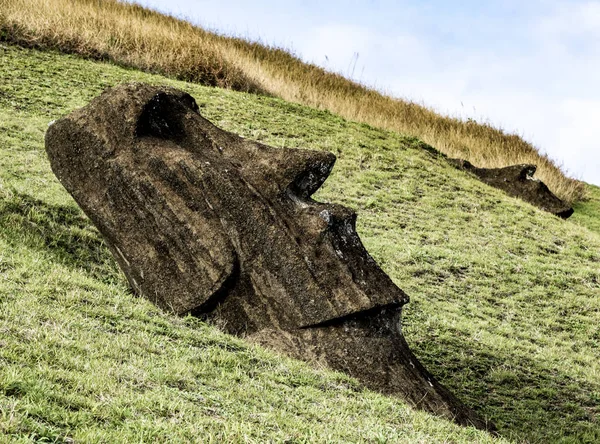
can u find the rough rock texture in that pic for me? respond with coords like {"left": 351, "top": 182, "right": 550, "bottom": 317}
{"left": 448, "top": 159, "right": 574, "bottom": 219}
{"left": 46, "top": 83, "right": 493, "bottom": 430}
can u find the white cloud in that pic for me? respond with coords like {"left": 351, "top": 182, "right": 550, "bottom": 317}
{"left": 553, "top": 98, "right": 600, "bottom": 179}
{"left": 296, "top": 24, "right": 428, "bottom": 85}
{"left": 535, "top": 1, "right": 600, "bottom": 40}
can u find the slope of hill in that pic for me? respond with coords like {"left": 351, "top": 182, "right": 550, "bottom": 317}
{"left": 0, "top": 0, "right": 585, "bottom": 204}
{"left": 1, "top": 44, "right": 599, "bottom": 443}
{"left": 572, "top": 184, "right": 600, "bottom": 235}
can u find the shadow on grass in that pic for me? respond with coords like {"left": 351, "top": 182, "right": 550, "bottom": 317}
{"left": 0, "top": 191, "right": 120, "bottom": 283}
{"left": 413, "top": 334, "right": 600, "bottom": 443}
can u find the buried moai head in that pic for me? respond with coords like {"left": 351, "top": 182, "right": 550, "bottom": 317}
{"left": 45, "top": 83, "right": 491, "bottom": 430}
{"left": 45, "top": 83, "right": 408, "bottom": 331}
{"left": 448, "top": 159, "right": 574, "bottom": 219}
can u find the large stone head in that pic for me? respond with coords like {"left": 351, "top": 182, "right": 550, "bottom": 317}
{"left": 45, "top": 83, "right": 490, "bottom": 430}
{"left": 45, "top": 83, "right": 408, "bottom": 333}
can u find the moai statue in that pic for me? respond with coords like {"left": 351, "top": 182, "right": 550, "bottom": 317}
{"left": 46, "top": 83, "right": 492, "bottom": 430}
{"left": 448, "top": 159, "right": 573, "bottom": 219}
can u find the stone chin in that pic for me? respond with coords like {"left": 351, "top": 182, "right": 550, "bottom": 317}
{"left": 45, "top": 83, "right": 493, "bottom": 431}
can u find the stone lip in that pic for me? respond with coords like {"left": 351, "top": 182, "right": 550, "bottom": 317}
{"left": 45, "top": 82, "right": 494, "bottom": 431}
{"left": 449, "top": 159, "right": 574, "bottom": 219}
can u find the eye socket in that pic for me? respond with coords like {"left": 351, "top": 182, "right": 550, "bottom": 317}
{"left": 136, "top": 92, "right": 199, "bottom": 139}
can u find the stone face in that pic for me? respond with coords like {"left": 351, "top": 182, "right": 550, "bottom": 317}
{"left": 46, "top": 83, "right": 492, "bottom": 430}
{"left": 449, "top": 159, "right": 574, "bottom": 219}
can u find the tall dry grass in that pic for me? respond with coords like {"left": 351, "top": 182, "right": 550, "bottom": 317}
{"left": 0, "top": 0, "right": 585, "bottom": 202}
{"left": 0, "top": 0, "right": 263, "bottom": 91}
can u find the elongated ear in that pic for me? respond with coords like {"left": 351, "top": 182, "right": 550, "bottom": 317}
{"left": 45, "top": 83, "right": 237, "bottom": 314}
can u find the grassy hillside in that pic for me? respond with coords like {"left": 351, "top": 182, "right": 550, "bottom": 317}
{"left": 572, "top": 184, "right": 600, "bottom": 235}
{"left": 0, "top": 0, "right": 585, "bottom": 204}
{"left": 1, "top": 44, "right": 599, "bottom": 443}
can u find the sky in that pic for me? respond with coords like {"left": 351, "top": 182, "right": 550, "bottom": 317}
{"left": 134, "top": 0, "right": 600, "bottom": 186}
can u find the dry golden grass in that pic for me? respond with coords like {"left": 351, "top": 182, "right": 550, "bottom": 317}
{"left": 0, "top": 0, "right": 585, "bottom": 202}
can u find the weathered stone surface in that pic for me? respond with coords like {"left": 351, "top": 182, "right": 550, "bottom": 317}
{"left": 46, "top": 83, "right": 493, "bottom": 430}
{"left": 449, "top": 159, "right": 574, "bottom": 219}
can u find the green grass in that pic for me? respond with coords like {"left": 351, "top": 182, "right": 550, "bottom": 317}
{"left": 0, "top": 43, "right": 599, "bottom": 443}
{"left": 572, "top": 184, "right": 600, "bottom": 235}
